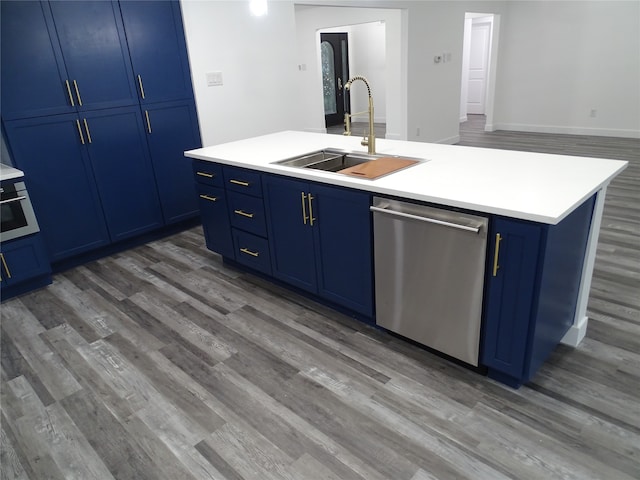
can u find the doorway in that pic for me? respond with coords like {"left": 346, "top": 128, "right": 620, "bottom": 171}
{"left": 320, "top": 33, "right": 350, "bottom": 127}
{"left": 460, "top": 13, "right": 499, "bottom": 131}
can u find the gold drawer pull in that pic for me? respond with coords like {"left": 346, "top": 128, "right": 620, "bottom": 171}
{"left": 492, "top": 233, "right": 502, "bottom": 277}
{"left": 234, "top": 209, "right": 254, "bottom": 218}
{"left": 137, "top": 74, "right": 146, "bottom": 99}
{"left": 301, "top": 192, "right": 308, "bottom": 225}
{"left": 0, "top": 253, "right": 11, "bottom": 279}
{"left": 73, "top": 80, "right": 83, "bottom": 106}
{"left": 65, "top": 80, "right": 75, "bottom": 106}
{"left": 76, "top": 119, "right": 85, "bottom": 144}
{"left": 83, "top": 118, "right": 92, "bottom": 144}
{"left": 144, "top": 110, "right": 152, "bottom": 134}
{"left": 229, "top": 179, "right": 250, "bottom": 187}
{"left": 199, "top": 194, "right": 218, "bottom": 202}
{"left": 308, "top": 193, "right": 316, "bottom": 226}
{"left": 196, "top": 172, "right": 214, "bottom": 178}
{"left": 240, "top": 247, "right": 259, "bottom": 257}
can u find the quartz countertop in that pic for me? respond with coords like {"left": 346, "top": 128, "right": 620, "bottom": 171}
{"left": 185, "top": 131, "right": 628, "bottom": 224}
{"left": 0, "top": 164, "right": 24, "bottom": 182}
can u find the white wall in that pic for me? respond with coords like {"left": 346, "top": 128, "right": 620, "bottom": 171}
{"left": 493, "top": 0, "right": 640, "bottom": 138}
{"left": 180, "top": 0, "right": 300, "bottom": 146}
{"left": 180, "top": 0, "right": 640, "bottom": 147}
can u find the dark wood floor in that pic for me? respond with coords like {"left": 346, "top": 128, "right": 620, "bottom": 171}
{"left": 2, "top": 117, "right": 639, "bottom": 479}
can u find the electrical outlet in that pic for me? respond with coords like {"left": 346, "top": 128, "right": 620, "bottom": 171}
{"left": 206, "top": 72, "right": 223, "bottom": 87}
{"left": 590, "top": 109, "right": 597, "bottom": 118}
{"left": 416, "top": 127, "right": 421, "bottom": 136}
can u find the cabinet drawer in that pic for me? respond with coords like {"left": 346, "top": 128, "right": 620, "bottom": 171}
{"left": 228, "top": 192, "right": 267, "bottom": 237}
{"left": 193, "top": 160, "right": 223, "bottom": 187}
{"left": 224, "top": 166, "right": 263, "bottom": 197}
{"left": 232, "top": 229, "right": 271, "bottom": 275}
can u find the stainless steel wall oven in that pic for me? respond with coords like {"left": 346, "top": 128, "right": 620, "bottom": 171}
{"left": 0, "top": 179, "right": 40, "bottom": 242}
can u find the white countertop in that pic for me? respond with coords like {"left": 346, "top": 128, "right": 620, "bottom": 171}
{"left": 0, "top": 164, "right": 24, "bottom": 182}
{"left": 185, "top": 131, "right": 628, "bottom": 224}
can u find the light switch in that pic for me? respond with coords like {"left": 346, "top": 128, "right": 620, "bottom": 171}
{"left": 207, "top": 71, "right": 223, "bottom": 87}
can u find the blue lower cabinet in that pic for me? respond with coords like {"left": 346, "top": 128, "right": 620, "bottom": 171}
{"left": 264, "top": 175, "right": 373, "bottom": 317}
{"left": 232, "top": 229, "right": 271, "bottom": 275}
{"left": 1, "top": 233, "right": 52, "bottom": 300}
{"left": 197, "top": 184, "right": 234, "bottom": 259}
{"left": 482, "top": 196, "right": 595, "bottom": 387}
{"left": 143, "top": 101, "right": 201, "bottom": 224}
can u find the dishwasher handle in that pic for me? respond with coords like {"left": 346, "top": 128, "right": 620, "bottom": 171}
{"left": 370, "top": 205, "right": 481, "bottom": 233}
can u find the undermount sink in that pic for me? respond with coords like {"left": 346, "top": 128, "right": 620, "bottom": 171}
{"left": 273, "top": 149, "right": 425, "bottom": 180}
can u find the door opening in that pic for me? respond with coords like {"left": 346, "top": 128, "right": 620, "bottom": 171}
{"left": 320, "top": 32, "right": 350, "bottom": 128}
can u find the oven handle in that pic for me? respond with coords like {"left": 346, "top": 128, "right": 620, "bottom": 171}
{"left": 0, "top": 195, "right": 27, "bottom": 205}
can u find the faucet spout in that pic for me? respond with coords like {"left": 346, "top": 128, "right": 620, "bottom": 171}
{"left": 343, "top": 76, "right": 376, "bottom": 155}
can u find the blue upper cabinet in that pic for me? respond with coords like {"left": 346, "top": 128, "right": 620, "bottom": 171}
{"left": 0, "top": 1, "right": 74, "bottom": 120}
{"left": 47, "top": 1, "right": 138, "bottom": 111}
{"left": 119, "top": 1, "right": 195, "bottom": 104}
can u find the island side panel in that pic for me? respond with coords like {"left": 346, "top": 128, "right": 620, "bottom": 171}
{"left": 525, "top": 194, "right": 596, "bottom": 381}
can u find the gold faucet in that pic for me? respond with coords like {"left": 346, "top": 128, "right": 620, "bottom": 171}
{"left": 343, "top": 76, "right": 375, "bottom": 155}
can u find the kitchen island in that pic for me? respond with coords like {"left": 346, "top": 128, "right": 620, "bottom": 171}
{"left": 185, "top": 131, "right": 627, "bottom": 387}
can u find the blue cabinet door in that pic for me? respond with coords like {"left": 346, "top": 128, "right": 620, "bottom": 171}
{"left": 196, "top": 184, "right": 234, "bottom": 259}
{"left": 82, "top": 106, "right": 163, "bottom": 241}
{"left": 312, "top": 184, "right": 373, "bottom": 317}
{"left": 264, "top": 175, "right": 317, "bottom": 293}
{"left": 0, "top": 234, "right": 51, "bottom": 287}
{"left": 4, "top": 114, "right": 110, "bottom": 261}
{"left": 143, "top": 101, "right": 201, "bottom": 224}
{"left": 482, "top": 217, "right": 542, "bottom": 385}
{"left": 119, "top": 1, "right": 194, "bottom": 104}
{"left": 48, "top": 1, "right": 138, "bottom": 111}
{"left": 0, "top": 1, "right": 74, "bottom": 120}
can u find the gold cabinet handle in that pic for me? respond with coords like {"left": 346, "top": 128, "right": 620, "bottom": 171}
{"left": 83, "top": 118, "right": 92, "bottom": 144}
{"left": 301, "top": 192, "right": 308, "bottom": 225}
{"left": 137, "top": 74, "right": 146, "bottom": 99}
{"left": 65, "top": 80, "right": 75, "bottom": 106}
{"left": 234, "top": 209, "right": 254, "bottom": 218}
{"left": 308, "top": 193, "right": 316, "bottom": 226}
{"left": 196, "top": 172, "right": 214, "bottom": 178}
{"left": 76, "top": 119, "right": 85, "bottom": 144}
{"left": 240, "top": 247, "right": 259, "bottom": 257}
{"left": 229, "top": 179, "right": 250, "bottom": 187}
{"left": 73, "top": 80, "right": 83, "bottom": 106}
{"left": 199, "top": 194, "right": 218, "bottom": 202}
{"left": 492, "top": 233, "right": 502, "bottom": 277}
{"left": 144, "top": 110, "right": 152, "bottom": 134}
{"left": 0, "top": 253, "right": 11, "bottom": 279}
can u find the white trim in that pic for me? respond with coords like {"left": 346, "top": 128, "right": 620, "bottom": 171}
{"left": 460, "top": 115, "right": 468, "bottom": 123}
{"left": 561, "top": 186, "right": 607, "bottom": 347}
{"left": 561, "top": 315, "right": 589, "bottom": 347}
{"left": 384, "top": 132, "right": 403, "bottom": 140}
{"left": 492, "top": 123, "right": 640, "bottom": 139}
{"left": 436, "top": 134, "right": 460, "bottom": 145}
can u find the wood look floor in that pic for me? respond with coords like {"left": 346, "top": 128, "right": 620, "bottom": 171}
{"left": 2, "top": 116, "right": 639, "bottom": 479}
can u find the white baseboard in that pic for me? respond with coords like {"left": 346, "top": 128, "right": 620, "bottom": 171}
{"left": 492, "top": 123, "right": 640, "bottom": 139}
{"left": 460, "top": 115, "right": 468, "bottom": 123}
{"left": 560, "top": 315, "right": 588, "bottom": 347}
{"left": 436, "top": 134, "right": 460, "bottom": 145}
{"left": 384, "top": 132, "right": 403, "bottom": 140}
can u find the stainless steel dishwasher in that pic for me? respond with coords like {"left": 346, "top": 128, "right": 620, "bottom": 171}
{"left": 370, "top": 197, "right": 488, "bottom": 366}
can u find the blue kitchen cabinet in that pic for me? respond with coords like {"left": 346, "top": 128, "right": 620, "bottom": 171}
{"left": 47, "top": 1, "right": 138, "bottom": 112}
{"left": 0, "top": 1, "right": 74, "bottom": 120}
{"left": 196, "top": 185, "right": 234, "bottom": 259}
{"left": 263, "top": 176, "right": 317, "bottom": 292}
{"left": 482, "top": 196, "right": 595, "bottom": 387}
{"left": 1, "top": 234, "right": 52, "bottom": 300}
{"left": 264, "top": 175, "right": 373, "bottom": 317}
{"left": 4, "top": 114, "right": 110, "bottom": 261}
{"left": 119, "top": 0, "right": 195, "bottom": 104}
{"left": 83, "top": 106, "right": 164, "bottom": 241}
{"left": 143, "top": 101, "right": 201, "bottom": 224}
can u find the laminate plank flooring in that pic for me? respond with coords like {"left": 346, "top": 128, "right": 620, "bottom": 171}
{"left": 2, "top": 116, "right": 639, "bottom": 479}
